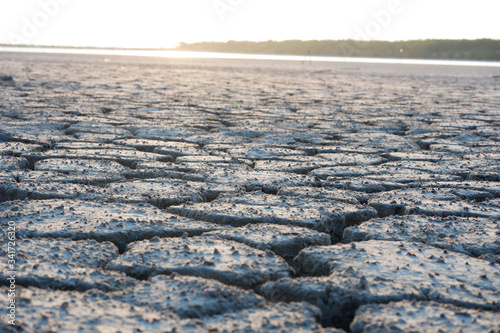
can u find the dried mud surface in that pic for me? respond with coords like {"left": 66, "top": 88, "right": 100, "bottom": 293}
{"left": 0, "top": 52, "right": 499, "bottom": 332}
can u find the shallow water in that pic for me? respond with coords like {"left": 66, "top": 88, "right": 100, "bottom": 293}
{"left": 2, "top": 45, "right": 500, "bottom": 68}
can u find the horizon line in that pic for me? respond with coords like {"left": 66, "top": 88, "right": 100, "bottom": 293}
{"left": 1, "top": 37, "right": 500, "bottom": 51}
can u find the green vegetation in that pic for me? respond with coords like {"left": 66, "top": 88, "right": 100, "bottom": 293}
{"left": 176, "top": 39, "right": 500, "bottom": 61}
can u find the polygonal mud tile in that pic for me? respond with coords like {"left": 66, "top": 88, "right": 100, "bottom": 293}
{"left": 383, "top": 159, "right": 497, "bottom": 179}
{"left": 227, "top": 145, "right": 306, "bottom": 160}
{"left": 205, "top": 170, "right": 320, "bottom": 192}
{"left": 381, "top": 151, "right": 456, "bottom": 162}
{"left": 168, "top": 192, "right": 377, "bottom": 239}
{"left": 72, "top": 132, "right": 131, "bottom": 142}
{"left": 336, "top": 132, "right": 420, "bottom": 152}
{"left": 251, "top": 132, "right": 302, "bottom": 145}
{"left": 0, "top": 199, "right": 220, "bottom": 252}
{"left": 0, "top": 177, "right": 20, "bottom": 201}
{"left": 469, "top": 169, "right": 500, "bottom": 182}
{"left": 64, "top": 122, "right": 131, "bottom": 136}
{"left": 205, "top": 223, "right": 331, "bottom": 258}
{"left": 294, "top": 240, "right": 500, "bottom": 287}
{"left": 362, "top": 166, "right": 462, "bottom": 184}
{"left": 262, "top": 240, "right": 500, "bottom": 328}
{"left": 294, "top": 240, "right": 499, "bottom": 306}
{"left": 224, "top": 127, "right": 272, "bottom": 141}
{"left": 253, "top": 160, "right": 323, "bottom": 174}
{"left": 449, "top": 188, "right": 494, "bottom": 201}
{"left": 25, "top": 148, "right": 172, "bottom": 167}
{"left": 464, "top": 152, "right": 500, "bottom": 161}
{"left": 416, "top": 137, "right": 483, "bottom": 151}
{"left": 313, "top": 153, "right": 386, "bottom": 166}
{"left": 0, "top": 121, "right": 68, "bottom": 144}
{"left": 10, "top": 169, "right": 127, "bottom": 187}
{"left": 52, "top": 142, "right": 134, "bottom": 150}
{"left": 486, "top": 198, "right": 500, "bottom": 210}
{"left": 178, "top": 159, "right": 250, "bottom": 170}
{"left": 4, "top": 236, "right": 117, "bottom": 267}
{"left": 34, "top": 159, "right": 130, "bottom": 184}
{"left": 0, "top": 177, "right": 109, "bottom": 202}
{"left": 105, "top": 179, "right": 207, "bottom": 208}
{"left": 188, "top": 132, "right": 250, "bottom": 147}
{"left": 0, "top": 236, "right": 135, "bottom": 291}
{"left": 368, "top": 188, "right": 500, "bottom": 218}
{"left": 0, "top": 141, "right": 44, "bottom": 156}
{"left": 113, "top": 138, "right": 174, "bottom": 152}
{"left": 0, "top": 127, "right": 13, "bottom": 141}
{"left": 418, "top": 181, "right": 500, "bottom": 198}
{"left": 261, "top": 276, "right": 419, "bottom": 328}
{"left": 276, "top": 186, "right": 360, "bottom": 204}
{"left": 350, "top": 301, "right": 500, "bottom": 333}
{"left": 298, "top": 145, "right": 386, "bottom": 156}
{"left": 309, "top": 166, "right": 377, "bottom": 179}
{"left": 133, "top": 160, "right": 250, "bottom": 181}
{"left": 15, "top": 287, "right": 193, "bottom": 333}
{"left": 153, "top": 142, "right": 207, "bottom": 159}
{"left": 342, "top": 215, "right": 500, "bottom": 262}
{"left": 429, "top": 143, "right": 490, "bottom": 154}
{"left": 203, "top": 143, "right": 246, "bottom": 152}
{"left": 377, "top": 160, "right": 458, "bottom": 175}
{"left": 126, "top": 160, "right": 187, "bottom": 178}
{"left": 202, "top": 302, "right": 341, "bottom": 333}
{"left": 116, "top": 274, "right": 265, "bottom": 318}
{"left": 324, "top": 178, "right": 406, "bottom": 193}
{"left": 175, "top": 154, "right": 236, "bottom": 163}
{"left": 446, "top": 157, "right": 499, "bottom": 172}
{"left": 107, "top": 234, "right": 293, "bottom": 288}
{"left": 127, "top": 125, "right": 202, "bottom": 141}
{"left": 0, "top": 156, "right": 29, "bottom": 171}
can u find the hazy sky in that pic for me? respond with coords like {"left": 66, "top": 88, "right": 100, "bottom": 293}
{"left": 1, "top": 0, "right": 499, "bottom": 48}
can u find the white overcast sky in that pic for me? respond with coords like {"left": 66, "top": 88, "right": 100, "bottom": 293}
{"left": 0, "top": 0, "right": 499, "bottom": 48}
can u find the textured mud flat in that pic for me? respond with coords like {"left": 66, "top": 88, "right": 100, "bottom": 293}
{"left": 0, "top": 51, "right": 499, "bottom": 332}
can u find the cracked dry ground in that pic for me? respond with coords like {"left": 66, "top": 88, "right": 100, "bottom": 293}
{"left": 0, "top": 51, "right": 499, "bottom": 332}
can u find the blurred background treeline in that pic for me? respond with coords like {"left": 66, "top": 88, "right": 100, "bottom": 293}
{"left": 176, "top": 39, "right": 500, "bottom": 60}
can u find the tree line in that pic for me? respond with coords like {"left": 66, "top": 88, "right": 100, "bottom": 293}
{"left": 176, "top": 39, "right": 500, "bottom": 61}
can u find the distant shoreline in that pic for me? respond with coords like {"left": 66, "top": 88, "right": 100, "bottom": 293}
{"left": 2, "top": 38, "right": 500, "bottom": 62}
{"left": 176, "top": 39, "right": 500, "bottom": 62}
{"left": 2, "top": 45, "right": 500, "bottom": 68}
{"left": 0, "top": 43, "right": 171, "bottom": 52}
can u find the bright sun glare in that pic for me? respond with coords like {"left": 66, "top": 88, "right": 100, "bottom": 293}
{"left": 1, "top": 0, "right": 499, "bottom": 48}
